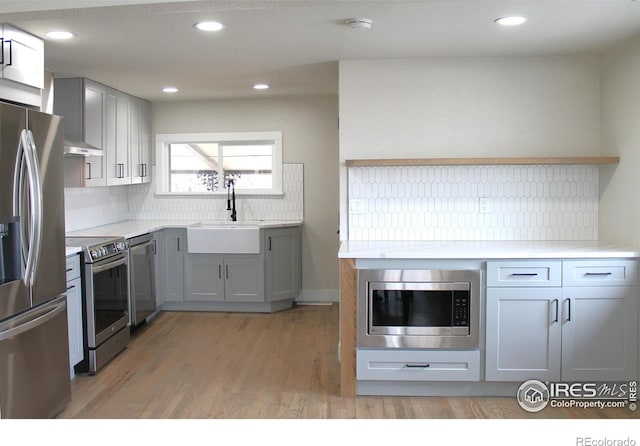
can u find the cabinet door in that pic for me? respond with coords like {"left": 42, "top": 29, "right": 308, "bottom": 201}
{"left": 561, "top": 286, "right": 638, "bottom": 381}
{"left": 106, "top": 88, "right": 131, "bottom": 185}
{"left": 163, "top": 229, "right": 185, "bottom": 303}
{"left": 0, "top": 24, "right": 44, "bottom": 89}
{"left": 184, "top": 254, "right": 225, "bottom": 302}
{"left": 265, "top": 227, "right": 301, "bottom": 302}
{"left": 66, "top": 276, "right": 84, "bottom": 370}
{"left": 83, "top": 80, "right": 107, "bottom": 186}
{"left": 224, "top": 256, "right": 264, "bottom": 303}
{"left": 130, "top": 97, "right": 152, "bottom": 184}
{"left": 486, "top": 287, "right": 562, "bottom": 382}
{"left": 153, "top": 231, "right": 166, "bottom": 306}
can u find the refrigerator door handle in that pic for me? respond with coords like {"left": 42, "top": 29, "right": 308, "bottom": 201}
{"left": 0, "top": 298, "right": 66, "bottom": 341}
{"left": 12, "top": 129, "right": 38, "bottom": 286}
{"left": 26, "top": 130, "right": 44, "bottom": 286}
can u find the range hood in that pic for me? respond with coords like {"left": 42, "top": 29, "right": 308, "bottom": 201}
{"left": 64, "top": 140, "right": 103, "bottom": 157}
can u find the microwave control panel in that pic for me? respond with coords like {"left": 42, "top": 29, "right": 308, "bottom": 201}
{"left": 453, "top": 292, "right": 469, "bottom": 326}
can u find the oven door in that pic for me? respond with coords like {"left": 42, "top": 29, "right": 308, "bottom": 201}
{"left": 368, "top": 282, "right": 470, "bottom": 336}
{"left": 85, "top": 254, "right": 129, "bottom": 347}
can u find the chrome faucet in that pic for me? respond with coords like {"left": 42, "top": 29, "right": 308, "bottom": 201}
{"left": 226, "top": 177, "right": 237, "bottom": 221}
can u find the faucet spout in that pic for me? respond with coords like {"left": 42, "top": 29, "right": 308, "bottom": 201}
{"left": 226, "top": 177, "right": 237, "bottom": 221}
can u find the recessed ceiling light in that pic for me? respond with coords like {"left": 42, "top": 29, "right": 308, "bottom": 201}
{"left": 46, "top": 30, "right": 76, "bottom": 40}
{"left": 194, "top": 21, "right": 224, "bottom": 32}
{"left": 253, "top": 84, "right": 269, "bottom": 90}
{"left": 345, "top": 18, "right": 372, "bottom": 30}
{"left": 162, "top": 87, "right": 179, "bottom": 93}
{"left": 494, "top": 16, "right": 527, "bottom": 26}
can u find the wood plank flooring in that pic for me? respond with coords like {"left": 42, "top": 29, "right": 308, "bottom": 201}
{"left": 58, "top": 304, "right": 637, "bottom": 419}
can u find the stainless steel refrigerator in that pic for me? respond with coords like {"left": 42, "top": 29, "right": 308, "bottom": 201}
{"left": 0, "top": 101, "right": 70, "bottom": 418}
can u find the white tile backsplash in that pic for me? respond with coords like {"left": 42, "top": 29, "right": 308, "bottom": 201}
{"left": 64, "top": 186, "right": 130, "bottom": 232}
{"left": 347, "top": 165, "right": 599, "bottom": 241}
{"left": 64, "top": 164, "right": 304, "bottom": 232}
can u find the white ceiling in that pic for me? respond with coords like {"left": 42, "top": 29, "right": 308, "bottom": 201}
{"left": 2, "top": 0, "right": 640, "bottom": 101}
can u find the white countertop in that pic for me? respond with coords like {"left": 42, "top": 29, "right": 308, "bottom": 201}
{"left": 66, "top": 246, "right": 82, "bottom": 257}
{"left": 66, "top": 219, "right": 304, "bottom": 239}
{"left": 338, "top": 240, "right": 640, "bottom": 259}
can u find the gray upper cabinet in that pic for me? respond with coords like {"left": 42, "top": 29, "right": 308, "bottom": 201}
{"left": 130, "top": 97, "right": 152, "bottom": 184}
{"left": 105, "top": 88, "right": 131, "bottom": 186}
{"left": 55, "top": 78, "right": 108, "bottom": 187}
{"left": 54, "top": 76, "right": 151, "bottom": 187}
{"left": 0, "top": 24, "right": 44, "bottom": 107}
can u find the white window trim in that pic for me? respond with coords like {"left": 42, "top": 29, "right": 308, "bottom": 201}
{"left": 155, "top": 131, "right": 283, "bottom": 196}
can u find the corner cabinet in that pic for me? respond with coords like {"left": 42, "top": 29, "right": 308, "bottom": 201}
{"left": 265, "top": 226, "right": 301, "bottom": 302}
{"left": 178, "top": 225, "right": 301, "bottom": 312}
{"left": 486, "top": 260, "right": 638, "bottom": 382}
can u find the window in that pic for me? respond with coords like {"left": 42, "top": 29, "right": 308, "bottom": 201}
{"left": 155, "top": 132, "right": 283, "bottom": 195}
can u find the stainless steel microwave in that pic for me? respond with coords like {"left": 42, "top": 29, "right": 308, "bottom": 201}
{"left": 357, "top": 269, "right": 480, "bottom": 349}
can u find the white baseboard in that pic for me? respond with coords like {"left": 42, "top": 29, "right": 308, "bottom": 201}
{"left": 296, "top": 288, "right": 339, "bottom": 303}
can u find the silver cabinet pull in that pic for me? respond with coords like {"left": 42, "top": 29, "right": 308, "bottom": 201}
{"left": 565, "top": 298, "right": 572, "bottom": 322}
{"left": 405, "top": 363, "right": 430, "bottom": 368}
{"left": 553, "top": 299, "right": 559, "bottom": 323}
{"left": 86, "top": 162, "right": 92, "bottom": 180}
{"left": 511, "top": 273, "right": 538, "bottom": 277}
{"left": 585, "top": 272, "right": 612, "bottom": 276}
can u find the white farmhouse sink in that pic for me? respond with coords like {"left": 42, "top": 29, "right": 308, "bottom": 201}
{"left": 187, "top": 222, "right": 261, "bottom": 254}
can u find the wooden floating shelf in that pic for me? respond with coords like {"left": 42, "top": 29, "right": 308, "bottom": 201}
{"left": 345, "top": 157, "right": 620, "bottom": 167}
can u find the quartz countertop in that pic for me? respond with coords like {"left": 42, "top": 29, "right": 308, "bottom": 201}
{"left": 66, "top": 219, "right": 304, "bottom": 239}
{"left": 65, "top": 246, "right": 82, "bottom": 257}
{"left": 338, "top": 240, "right": 640, "bottom": 259}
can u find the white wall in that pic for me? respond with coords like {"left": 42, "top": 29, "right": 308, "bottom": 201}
{"left": 600, "top": 35, "right": 640, "bottom": 246}
{"left": 339, "top": 56, "right": 601, "bottom": 239}
{"left": 152, "top": 95, "right": 339, "bottom": 300}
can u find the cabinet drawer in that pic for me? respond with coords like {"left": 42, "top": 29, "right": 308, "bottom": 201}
{"left": 357, "top": 349, "right": 480, "bottom": 382}
{"left": 66, "top": 254, "right": 81, "bottom": 282}
{"left": 563, "top": 260, "right": 637, "bottom": 287}
{"left": 487, "top": 261, "right": 561, "bottom": 287}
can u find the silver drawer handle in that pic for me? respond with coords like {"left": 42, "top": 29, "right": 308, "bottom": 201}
{"left": 405, "top": 363, "right": 430, "bottom": 368}
{"left": 511, "top": 273, "right": 538, "bottom": 277}
{"left": 584, "top": 272, "right": 612, "bottom": 276}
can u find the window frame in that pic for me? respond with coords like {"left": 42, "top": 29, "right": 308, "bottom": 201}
{"left": 155, "top": 131, "right": 283, "bottom": 196}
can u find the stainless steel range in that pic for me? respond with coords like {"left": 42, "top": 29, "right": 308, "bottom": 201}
{"left": 65, "top": 236, "right": 130, "bottom": 374}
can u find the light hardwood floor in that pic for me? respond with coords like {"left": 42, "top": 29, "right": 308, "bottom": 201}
{"left": 58, "top": 304, "right": 637, "bottom": 419}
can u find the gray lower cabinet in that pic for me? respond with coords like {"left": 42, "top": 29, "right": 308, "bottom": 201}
{"left": 161, "top": 228, "right": 186, "bottom": 303}
{"left": 152, "top": 230, "right": 166, "bottom": 306}
{"left": 486, "top": 260, "right": 638, "bottom": 382}
{"left": 65, "top": 254, "right": 84, "bottom": 374}
{"left": 185, "top": 255, "right": 264, "bottom": 303}
{"left": 265, "top": 227, "right": 301, "bottom": 302}
{"left": 178, "top": 225, "right": 301, "bottom": 311}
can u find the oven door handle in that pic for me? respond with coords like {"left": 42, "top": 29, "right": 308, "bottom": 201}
{"left": 92, "top": 256, "right": 127, "bottom": 274}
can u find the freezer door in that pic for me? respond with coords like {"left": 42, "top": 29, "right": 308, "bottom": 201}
{"left": 0, "top": 295, "right": 71, "bottom": 418}
{"left": 27, "top": 110, "right": 66, "bottom": 306}
{"left": 0, "top": 102, "right": 30, "bottom": 320}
